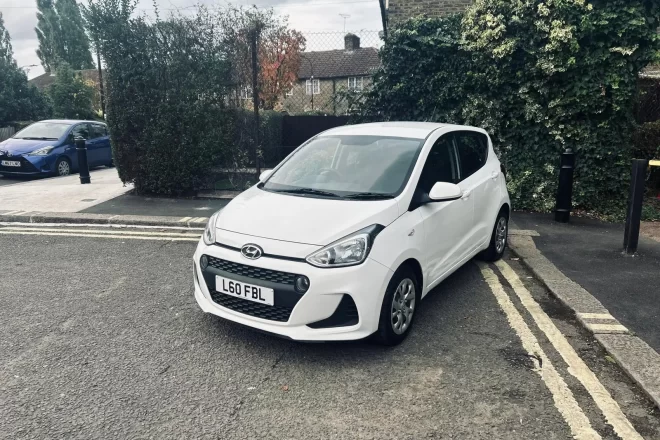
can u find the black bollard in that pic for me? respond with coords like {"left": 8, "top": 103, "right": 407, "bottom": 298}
{"left": 75, "top": 136, "right": 91, "bottom": 184}
{"left": 554, "top": 148, "right": 575, "bottom": 223}
{"left": 623, "top": 159, "right": 648, "bottom": 255}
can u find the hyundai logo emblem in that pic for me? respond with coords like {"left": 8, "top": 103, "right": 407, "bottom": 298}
{"left": 241, "top": 244, "right": 263, "bottom": 260}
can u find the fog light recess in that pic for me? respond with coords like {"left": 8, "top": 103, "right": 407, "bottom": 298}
{"left": 200, "top": 255, "right": 209, "bottom": 270}
{"left": 295, "top": 276, "right": 310, "bottom": 293}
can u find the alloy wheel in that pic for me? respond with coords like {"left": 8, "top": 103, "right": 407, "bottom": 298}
{"left": 495, "top": 216, "right": 508, "bottom": 254}
{"left": 391, "top": 278, "right": 416, "bottom": 335}
{"left": 58, "top": 160, "right": 70, "bottom": 176}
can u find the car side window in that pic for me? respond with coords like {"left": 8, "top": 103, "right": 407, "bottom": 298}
{"left": 71, "top": 124, "right": 91, "bottom": 140}
{"left": 416, "top": 135, "right": 458, "bottom": 195}
{"left": 90, "top": 124, "right": 106, "bottom": 139}
{"left": 455, "top": 132, "right": 488, "bottom": 179}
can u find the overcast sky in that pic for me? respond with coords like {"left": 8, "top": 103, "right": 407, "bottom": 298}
{"left": 0, "top": 0, "right": 383, "bottom": 79}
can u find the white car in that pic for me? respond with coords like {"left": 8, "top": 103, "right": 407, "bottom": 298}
{"left": 193, "top": 122, "right": 510, "bottom": 345}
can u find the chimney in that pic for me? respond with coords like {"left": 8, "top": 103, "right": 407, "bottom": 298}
{"left": 344, "top": 33, "right": 360, "bottom": 51}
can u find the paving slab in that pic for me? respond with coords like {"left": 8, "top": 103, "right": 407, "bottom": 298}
{"left": 0, "top": 168, "right": 131, "bottom": 212}
{"left": 81, "top": 192, "right": 229, "bottom": 217}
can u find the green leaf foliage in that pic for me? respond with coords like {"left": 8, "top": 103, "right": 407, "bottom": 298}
{"left": 359, "top": 1, "right": 660, "bottom": 216}
{"left": 36, "top": 0, "right": 95, "bottom": 72}
{"left": 0, "top": 12, "right": 52, "bottom": 125}
{"left": 84, "top": 1, "right": 236, "bottom": 195}
{"left": 47, "top": 63, "right": 94, "bottom": 119}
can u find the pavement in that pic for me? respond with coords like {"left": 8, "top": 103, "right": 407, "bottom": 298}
{"left": 511, "top": 213, "right": 660, "bottom": 352}
{"left": 1, "top": 224, "right": 659, "bottom": 439}
{"left": 509, "top": 213, "right": 660, "bottom": 409}
{"left": 0, "top": 168, "right": 132, "bottom": 213}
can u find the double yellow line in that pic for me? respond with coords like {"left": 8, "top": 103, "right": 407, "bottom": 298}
{"left": 0, "top": 226, "right": 201, "bottom": 242}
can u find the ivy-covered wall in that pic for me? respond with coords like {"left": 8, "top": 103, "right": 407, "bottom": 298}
{"left": 361, "top": 1, "right": 660, "bottom": 217}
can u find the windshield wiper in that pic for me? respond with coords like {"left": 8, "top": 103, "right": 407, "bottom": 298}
{"left": 273, "top": 188, "right": 340, "bottom": 198}
{"left": 342, "top": 192, "right": 393, "bottom": 200}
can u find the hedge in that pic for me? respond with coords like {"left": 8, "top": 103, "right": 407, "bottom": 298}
{"left": 360, "top": 1, "right": 660, "bottom": 216}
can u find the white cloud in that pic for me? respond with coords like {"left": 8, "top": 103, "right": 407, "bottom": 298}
{"left": 0, "top": 0, "right": 383, "bottom": 79}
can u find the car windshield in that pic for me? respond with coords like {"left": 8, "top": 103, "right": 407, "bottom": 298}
{"left": 13, "top": 122, "right": 71, "bottom": 140}
{"left": 263, "top": 135, "right": 424, "bottom": 199}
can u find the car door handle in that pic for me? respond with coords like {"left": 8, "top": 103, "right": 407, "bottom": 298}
{"left": 461, "top": 190, "right": 472, "bottom": 200}
{"left": 491, "top": 171, "right": 499, "bottom": 180}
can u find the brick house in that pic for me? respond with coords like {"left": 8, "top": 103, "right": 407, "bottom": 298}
{"left": 281, "top": 34, "right": 380, "bottom": 115}
{"left": 382, "top": 0, "right": 473, "bottom": 32}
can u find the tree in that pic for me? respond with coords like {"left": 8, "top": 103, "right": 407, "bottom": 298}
{"left": 217, "top": 6, "right": 305, "bottom": 110}
{"left": 48, "top": 63, "right": 94, "bottom": 119}
{"left": 36, "top": 0, "right": 61, "bottom": 73}
{"left": 0, "top": 11, "right": 12, "bottom": 63}
{"left": 259, "top": 26, "right": 305, "bottom": 110}
{"left": 36, "top": 0, "right": 94, "bottom": 72}
{"left": 0, "top": 12, "right": 52, "bottom": 124}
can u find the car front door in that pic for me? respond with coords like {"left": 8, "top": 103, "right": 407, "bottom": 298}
{"left": 68, "top": 123, "right": 93, "bottom": 170}
{"left": 415, "top": 134, "right": 475, "bottom": 288}
{"left": 454, "top": 131, "right": 495, "bottom": 248}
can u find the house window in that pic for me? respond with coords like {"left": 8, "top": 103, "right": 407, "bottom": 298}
{"left": 348, "top": 76, "right": 364, "bottom": 91}
{"left": 306, "top": 79, "right": 320, "bottom": 95}
{"left": 286, "top": 88, "right": 293, "bottom": 96}
{"left": 240, "top": 86, "right": 252, "bottom": 100}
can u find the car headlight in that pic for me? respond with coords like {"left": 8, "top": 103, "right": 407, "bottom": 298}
{"left": 306, "top": 225, "right": 384, "bottom": 268}
{"left": 203, "top": 212, "right": 220, "bottom": 245}
{"left": 28, "top": 146, "right": 55, "bottom": 156}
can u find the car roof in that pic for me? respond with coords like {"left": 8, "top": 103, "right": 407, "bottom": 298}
{"left": 38, "top": 119, "right": 105, "bottom": 125}
{"left": 319, "top": 122, "right": 486, "bottom": 140}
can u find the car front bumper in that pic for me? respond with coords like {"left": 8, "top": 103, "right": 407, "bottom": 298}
{"left": 193, "top": 239, "right": 394, "bottom": 341}
{"left": 0, "top": 154, "right": 52, "bottom": 175}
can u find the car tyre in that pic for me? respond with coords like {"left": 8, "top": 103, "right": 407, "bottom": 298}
{"left": 374, "top": 266, "right": 420, "bottom": 346}
{"left": 479, "top": 209, "right": 509, "bottom": 262}
{"left": 55, "top": 157, "right": 71, "bottom": 177}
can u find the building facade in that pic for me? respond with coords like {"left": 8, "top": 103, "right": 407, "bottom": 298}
{"left": 384, "top": 0, "right": 473, "bottom": 28}
{"left": 280, "top": 34, "right": 380, "bottom": 115}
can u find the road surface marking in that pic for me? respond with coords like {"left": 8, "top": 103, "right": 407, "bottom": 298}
{"left": 479, "top": 264, "right": 601, "bottom": 440}
{"left": 495, "top": 260, "right": 643, "bottom": 440}
{"left": 179, "top": 217, "right": 192, "bottom": 222}
{"left": 3, "top": 210, "right": 23, "bottom": 215}
{"left": 0, "top": 227, "right": 201, "bottom": 238}
{"left": 586, "top": 324, "right": 629, "bottom": 333}
{"left": 0, "top": 231, "right": 200, "bottom": 242}
{"left": 0, "top": 222, "right": 204, "bottom": 231}
{"left": 579, "top": 313, "right": 616, "bottom": 321}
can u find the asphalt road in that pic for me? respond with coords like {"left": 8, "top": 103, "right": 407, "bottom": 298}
{"left": 1, "top": 225, "right": 659, "bottom": 439}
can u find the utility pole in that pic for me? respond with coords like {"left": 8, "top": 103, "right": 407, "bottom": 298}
{"left": 250, "top": 22, "right": 262, "bottom": 176}
{"left": 96, "top": 43, "right": 106, "bottom": 119}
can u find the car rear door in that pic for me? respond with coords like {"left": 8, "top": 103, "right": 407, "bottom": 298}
{"left": 85, "top": 124, "right": 107, "bottom": 166}
{"left": 91, "top": 123, "right": 111, "bottom": 165}
{"left": 454, "top": 131, "right": 494, "bottom": 248}
{"left": 415, "top": 133, "right": 474, "bottom": 287}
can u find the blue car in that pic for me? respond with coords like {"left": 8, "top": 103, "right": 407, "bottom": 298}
{"left": 0, "top": 119, "right": 113, "bottom": 177}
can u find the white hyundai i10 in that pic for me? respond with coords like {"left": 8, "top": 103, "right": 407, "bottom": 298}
{"left": 193, "top": 122, "right": 510, "bottom": 345}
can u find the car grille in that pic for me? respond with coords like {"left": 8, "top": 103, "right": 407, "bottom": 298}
{"left": 209, "top": 291, "right": 293, "bottom": 322}
{"left": 206, "top": 256, "right": 297, "bottom": 285}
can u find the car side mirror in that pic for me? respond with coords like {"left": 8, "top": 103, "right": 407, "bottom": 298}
{"left": 428, "top": 182, "right": 463, "bottom": 202}
{"left": 259, "top": 169, "right": 273, "bottom": 181}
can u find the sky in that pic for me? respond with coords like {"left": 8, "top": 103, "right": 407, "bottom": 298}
{"left": 0, "top": 0, "right": 383, "bottom": 80}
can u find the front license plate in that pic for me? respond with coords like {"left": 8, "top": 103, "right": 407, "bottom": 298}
{"left": 216, "top": 276, "right": 274, "bottom": 306}
{"left": 1, "top": 160, "right": 20, "bottom": 167}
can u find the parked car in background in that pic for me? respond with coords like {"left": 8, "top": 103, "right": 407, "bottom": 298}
{"left": 193, "top": 122, "right": 511, "bottom": 345}
{"left": 0, "top": 120, "right": 112, "bottom": 177}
